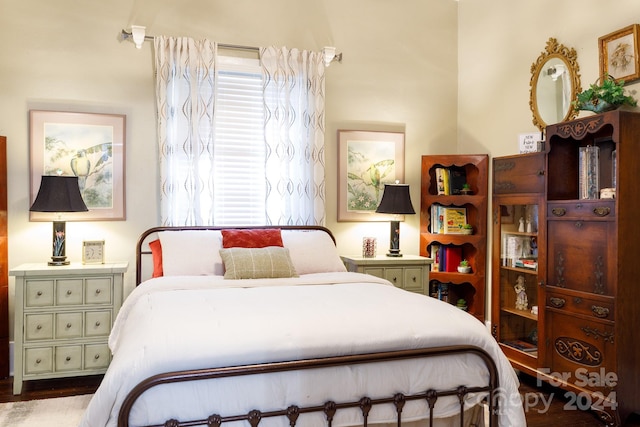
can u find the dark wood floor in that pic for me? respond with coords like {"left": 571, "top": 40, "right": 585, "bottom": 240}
{"left": 0, "top": 373, "right": 639, "bottom": 426}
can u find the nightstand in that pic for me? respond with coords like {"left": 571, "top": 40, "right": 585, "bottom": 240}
{"left": 10, "top": 262, "right": 127, "bottom": 394}
{"left": 340, "top": 255, "right": 433, "bottom": 296}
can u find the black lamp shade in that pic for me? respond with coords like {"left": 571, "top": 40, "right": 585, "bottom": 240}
{"left": 30, "top": 176, "right": 88, "bottom": 213}
{"left": 375, "top": 184, "right": 415, "bottom": 215}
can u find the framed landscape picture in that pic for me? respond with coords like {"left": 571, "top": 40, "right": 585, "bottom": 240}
{"left": 337, "top": 129, "right": 405, "bottom": 222}
{"left": 29, "top": 110, "right": 126, "bottom": 221}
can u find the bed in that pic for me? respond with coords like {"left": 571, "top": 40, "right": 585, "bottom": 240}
{"left": 79, "top": 225, "right": 526, "bottom": 427}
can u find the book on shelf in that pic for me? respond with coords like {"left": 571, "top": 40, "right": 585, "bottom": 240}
{"left": 430, "top": 204, "right": 446, "bottom": 233}
{"left": 579, "top": 145, "right": 599, "bottom": 200}
{"left": 443, "top": 245, "right": 462, "bottom": 273}
{"left": 433, "top": 166, "right": 467, "bottom": 196}
{"left": 430, "top": 244, "right": 440, "bottom": 272}
{"left": 503, "top": 339, "right": 537, "bottom": 352}
{"left": 444, "top": 207, "right": 467, "bottom": 234}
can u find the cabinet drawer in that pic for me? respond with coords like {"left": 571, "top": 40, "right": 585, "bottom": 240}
{"left": 493, "top": 153, "right": 545, "bottom": 194}
{"left": 25, "top": 314, "right": 53, "bottom": 341}
{"left": 547, "top": 291, "right": 614, "bottom": 321}
{"left": 362, "top": 267, "right": 384, "bottom": 279}
{"left": 55, "top": 312, "right": 83, "bottom": 339}
{"left": 546, "top": 311, "right": 615, "bottom": 393}
{"left": 85, "top": 277, "right": 113, "bottom": 305}
{"left": 547, "top": 201, "right": 615, "bottom": 220}
{"left": 403, "top": 268, "right": 425, "bottom": 293}
{"left": 55, "top": 345, "right": 83, "bottom": 371}
{"left": 85, "top": 311, "right": 112, "bottom": 337}
{"left": 56, "top": 279, "right": 83, "bottom": 305}
{"left": 384, "top": 268, "right": 404, "bottom": 288}
{"left": 24, "top": 347, "right": 53, "bottom": 374}
{"left": 25, "top": 280, "right": 54, "bottom": 307}
{"left": 85, "top": 343, "right": 111, "bottom": 369}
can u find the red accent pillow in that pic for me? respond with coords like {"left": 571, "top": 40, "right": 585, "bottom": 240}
{"left": 222, "top": 228, "right": 283, "bottom": 248}
{"left": 149, "top": 239, "right": 164, "bottom": 278}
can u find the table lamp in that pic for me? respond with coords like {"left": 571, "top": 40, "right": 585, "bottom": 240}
{"left": 375, "top": 183, "right": 415, "bottom": 257}
{"left": 29, "top": 175, "right": 88, "bottom": 266}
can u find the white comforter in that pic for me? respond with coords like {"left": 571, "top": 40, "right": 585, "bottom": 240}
{"left": 80, "top": 272, "right": 525, "bottom": 427}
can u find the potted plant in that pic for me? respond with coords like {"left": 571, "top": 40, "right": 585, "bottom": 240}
{"left": 573, "top": 75, "right": 637, "bottom": 113}
{"left": 457, "top": 259, "right": 471, "bottom": 274}
{"left": 460, "top": 183, "right": 472, "bottom": 195}
{"left": 459, "top": 223, "right": 473, "bottom": 235}
{"left": 456, "top": 298, "right": 468, "bottom": 311}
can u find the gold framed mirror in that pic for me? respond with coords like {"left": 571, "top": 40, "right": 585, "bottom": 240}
{"left": 529, "top": 38, "right": 582, "bottom": 130}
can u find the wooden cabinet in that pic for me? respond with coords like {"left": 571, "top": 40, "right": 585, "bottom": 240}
{"left": 420, "top": 154, "right": 488, "bottom": 322}
{"left": 10, "top": 262, "right": 127, "bottom": 394}
{"left": 340, "top": 255, "right": 432, "bottom": 295}
{"left": 541, "top": 110, "right": 640, "bottom": 426}
{"left": 0, "top": 136, "right": 6, "bottom": 378}
{"left": 491, "top": 152, "right": 546, "bottom": 377}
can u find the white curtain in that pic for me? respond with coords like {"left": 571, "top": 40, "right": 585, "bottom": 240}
{"left": 154, "top": 38, "right": 326, "bottom": 226}
{"left": 261, "top": 47, "right": 326, "bottom": 225}
{"left": 154, "top": 36, "right": 217, "bottom": 226}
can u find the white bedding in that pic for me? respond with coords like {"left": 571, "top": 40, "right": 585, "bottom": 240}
{"left": 80, "top": 272, "right": 525, "bottom": 427}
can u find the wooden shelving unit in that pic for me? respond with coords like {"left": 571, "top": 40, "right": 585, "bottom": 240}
{"left": 420, "top": 154, "right": 488, "bottom": 322}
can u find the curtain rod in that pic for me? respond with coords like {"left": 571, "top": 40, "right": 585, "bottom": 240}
{"left": 120, "top": 28, "right": 343, "bottom": 65}
{"left": 120, "top": 29, "right": 259, "bottom": 52}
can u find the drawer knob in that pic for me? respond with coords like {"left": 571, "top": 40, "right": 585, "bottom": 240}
{"left": 66, "top": 356, "right": 71, "bottom": 362}
{"left": 412, "top": 276, "right": 417, "bottom": 282}
{"left": 36, "top": 291, "right": 43, "bottom": 296}
{"left": 592, "top": 305, "right": 610, "bottom": 318}
{"left": 36, "top": 358, "right": 41, "bottom": 364}
{"left": 66, "top": 323, "right": 72, "bottom": 328}
{"left": 593, "top": 207, "right": 611, "bottom": 217}
{"left": 551, "top": 208, "right": 566, "bottom": 217}
{"left": 94, "top": 354, "right": 100, "bottom": 360}
{"left": 95, "top": 289, "right": 101, "bottom": 294}
{"left": 549, "top": 297, "right": 565, "bottom": 308}
{"left": 95, "top": 321, "right": 101, "bottom": 327}
{"left": 36, "top": 324, "right": 42, "bottom": 330}
{"left": 66, "top": 290, "right": 72, "bottom": 295}
{"left": 392, "top": 277, "right": 397, "bottom": 282}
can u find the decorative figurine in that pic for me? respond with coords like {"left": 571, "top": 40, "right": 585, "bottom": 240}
{"left": 526, "top": 217, "right": 532, "bottom": 233}
{"left": 518, "top": 217, "right": 525, "bottom": 232}
{"left": 514, "top": 275, "right": 528, "bottom": 310}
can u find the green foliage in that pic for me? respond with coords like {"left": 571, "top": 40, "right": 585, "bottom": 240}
{"left": 459, "top": 259, "right": 469, "bottom": 267}
{"left": 573, "top": 76, "right": 637, "bottom": 113}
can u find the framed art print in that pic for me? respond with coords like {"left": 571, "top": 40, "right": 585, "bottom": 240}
{"left": 599, "top": 24, "right": 640, "bottom": 84}
{"left": 337, "top": 129, "right": 405, "bottom": 222}
{"left": 29, "top": 110, "right": 126, "bottom": 221}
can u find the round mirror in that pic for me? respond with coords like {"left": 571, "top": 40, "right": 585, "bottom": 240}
{"left": 529, "top": 38, "right": 582, "bottom": 130}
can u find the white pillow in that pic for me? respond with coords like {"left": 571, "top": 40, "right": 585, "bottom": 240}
{"left": 158, "top": 230, "right": 224, "bottom": 276}
{"left": 281, "top": 230, "right": 347, "bottom": 275}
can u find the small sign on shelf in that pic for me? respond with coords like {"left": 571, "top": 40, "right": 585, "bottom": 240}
{"left": 519, "top": 132, "right": 544, "bottom": 153}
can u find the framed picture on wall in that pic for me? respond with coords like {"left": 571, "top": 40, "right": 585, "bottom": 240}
{"left": 29, "top": 110, "right": 126, "bottom": 221}
{"left": 599, "top": 24, "right": 640, "bottom": 84}
{"left": 337, "top": 129, "right": 405, "bottom": 222}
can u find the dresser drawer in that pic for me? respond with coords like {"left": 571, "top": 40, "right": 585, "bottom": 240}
{"left": 547, "top": 291, "right": 614, "bottom": 321}
{"left": 403, "top": 268, "right": 425, "bottom": 293}
{"left": 493, "top": 153, "right": 545, "bottom": 194}
{"left": 384, "top": 268, "right": 404, "bottom": 287}
{"left": 25, "top": 280, "right": 54, "bottom": 307}
{"left": 24, "top": 347, "right": 53, "bottom": 374}
{"left": 55, "top": 345, "right": 83, "bottom": 371}
{"left": 56, "top": 279, "right": 83, "bottom": 305}
{"left": 547, "top": 200, "right": 615, "bottom": 220}
{"left": 546, "top": 311, "right": 616, "bottom": 393}
{"left": 85, "top": 343, "right": 111, "bottom": 369}
{"left": 55, "top": 312, "right": 83, "bottom": 339}
{"left": 25, "top": 314, "right": 54, "bottom": 341}
{"left": 85, "top": 277, "right": 113, "bottom": 305}
{"left": 85, "top": 310, "right": 112, "bottom": 337}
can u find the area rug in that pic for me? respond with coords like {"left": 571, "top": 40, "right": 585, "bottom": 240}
{"left": 0, "top": 394, "right": 92, "bottom": 427}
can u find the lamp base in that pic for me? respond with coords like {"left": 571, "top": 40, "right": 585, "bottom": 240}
{"left": 386, "top": 251, "right": 403, "bottom": 257}
{"left": 48, "top": 256, "right": 69, "bottom": 266}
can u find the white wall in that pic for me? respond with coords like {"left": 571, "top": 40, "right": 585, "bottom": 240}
{"left": 0, "top": 0, "right": 459, "bottom": 339}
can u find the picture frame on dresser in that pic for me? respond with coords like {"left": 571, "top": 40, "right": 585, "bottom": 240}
{"left": 29, "top": 110, "right": 126, "bottom": 221}
{"left": 337, "top": 129, "right": 405, "bottom": 222}
{"left": 599, "top": 24, "right": 640, "bottom": 84}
